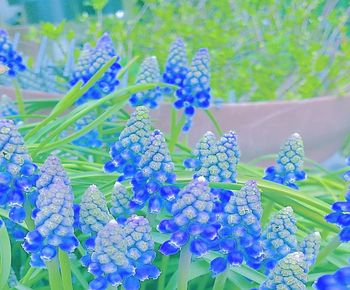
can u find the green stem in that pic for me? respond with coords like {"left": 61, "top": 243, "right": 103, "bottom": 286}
{"left": 204, "top": 109, "right": 223, "bottom": 136}
{"left": 20, "top": 267, "right": 35, "bottom": 284}
{"left": 261, "top": 200, "right": 274, "bottom": 226}
{"left": 13, "top": 79, "right": 25, "bottom": 118}
{"left": 316, "top": 235, "right": 340, "bottom": 265}
{"left": 157, "top": 255, "right": 170, "bottom": 290}
{"left": 46, "top": 258, "right": 63, "bottom": 290}
{"left": 59, "top": 250, "right": 73, "bottom": 290}
{"left": 213, "top": 269, "right": 228, "bottom": 290}
{"left": 177, "top": 244, "right": 192, "bottom": 290}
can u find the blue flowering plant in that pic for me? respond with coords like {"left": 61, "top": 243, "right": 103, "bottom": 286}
{"left": 264, "top": 133, "right": 306, "bottom": 189}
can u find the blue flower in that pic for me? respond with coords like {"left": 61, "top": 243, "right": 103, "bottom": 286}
{"left": 110, "top": 182, "right": 134, "bottom": 223}
{"left": 174, "top": 48, "right": 211, "bottom": 131}
{"left": 298, "top": 232, "right": 321, "bottom": 267}
{"left": 210, "top": 180, "right": 263, "bottom": 276}
{"left": 314, "top": 266, "right": 350, "bottom": 289}
{"left": 163, "top": 37, "right": 188, "bottom": 90}
{"left": 0, "top": 29, "right": 26, "bottom": 77}
{"left": 129, "top": 56, "right": 163, "bottom": 109}
{"left": 23, "top": 155, "right": 78, "bottom": 267}
{"left": 70, "top": 34, "right": 122, "bottom": 105}
{"left": 79, "top": 184, "right": 112, "bottom": 235}
{"left": 193, "top": 131, "right": 240, "bottom": 212}
{"left": 104, "top": 106, "right": 151, "bottom": 180}
{"left": 184, "top": 131, "right": 216, "bottom": 170}
{"left": 0, "top": 95, "right": 18, "bottom": 119}
{"left": 130, "top": 129, "right": 177, "bottom": 213}
{"left": 264, "top": 133, "right": 306, "bottom": 189}
{"left": 259, "top": 252, "right": 308, "bottom": 290}
{"left": 158, "top": 176, "right": 217, "bottom": 257}
{"left": 261, "top": 207, "right": 298, "bottom": 272}
{"left": 86, "top": 216, "right": 159, "bottom": 290}
{"left": 96, "top": 32, "right": 116, "bottom": 57}
{"left": 0, "top": 119, "right": 39, "bottom": 223}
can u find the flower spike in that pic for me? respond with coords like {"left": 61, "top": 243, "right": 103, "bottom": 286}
{"left": 264, "top": 133, "right": 306, "bottom": 189}
{"left": 86, "top": 216, "right": 159, "bottom": 290}
{"left": 163, "top": 37, "right": 188, "bottom": 88}
{"left": 104, "top": 106, "right": 151, "bottom": 181}
{"left": 261, "top": 207, "right": 298, "bottom": 272}
{"left": 259, "top": 252, "right": 308, "bottom": 290}
{"left": 174, "top": 48, "right": 211, "bottom": 131}
{"left": 298, "top": 231, "right": 321, "bottom": 267}
{"left": 210, "top": 180, "right": 263, "bottom": 275}
{"left": 0, "top": 119, "right": 38, "bottom": 223}
{"left": 129, "top": 56, "right": 163, "bottom": 109}
{"left": 0, "top": 29, "right": 26, "bottom": 76}
{"left": 23, "top": 155, "right": 78, "bottom": 267}
{"left": 79, "top": 184, "right": 112, "bottom": 235}
{"left": 131, "top": 129, "right": 177, "bottom": 213}
{"left": 110, "top": 182, "right": 134, "bottom": 223}
{"left": 0, "top": 95, "right": 18, "bottom": 119}
{"left": 159, "top": 177, "right": 216, "bottom": 257}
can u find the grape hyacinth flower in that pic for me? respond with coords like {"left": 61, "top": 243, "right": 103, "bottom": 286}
{"left": 195, "top": 131, "right": 240, "bottom": 212}
{"left": 163, "top": 37, "right": 188, "bottom": 90}
{"left": 0, "top": 29, "right": 26, "bottom": 77}
{"left": 259, "top": 252, "right": 308, "bottom": 290}
{"left": 298, "top": 232, "right": 321, "bottom": 267}
{"left": 79, "top": 184, "right": 112, "bottom": 235}
{"left": 174, "top": 48, "right": 211, "bottom": 131}
{"left": 104, "top": 106, "right": 151, "bottom": 181}
{"left": 325, "top": 188, "right": 350, "bottom": 242}
{"left": 70, "top": 34, "right": 121, "bottom": 105}
{"left": 110, "top": 182, "right": 134, "bottom": 223}
{"left": 23, "top": 155, "right": 78, "bottom": 267}
{"left": 158, "top": 177, "right": 217, "bottom": 257}
{"left": 184, "top": 131, "right": 216, "bottom": 170}
{"left": 72, "top": 113, "right": 102, "bottom": 148}
{"left": 0, "top": 119, "right": 38, "bottom": 223}
{"left": 210, "top": 180, "right": 264, "bottom": 276}
{"left": 129, "top": 56, "right": 163, "bottom": 108}
{"left": 314, "top": 266, "right": 350, "bottom": 289}
{"left": 261, "top": 207, "right": 298, "bottom": 272}
{"left": 264, "top": 133, "right": 306, "bottom": 189}
{"left": 0, "top": 95, "right": 18, "bottom": 119}
{"left": 130, "top": 129, "right": 177, "bottom": 213}
{"left": 96, "top": 32, "right": 116, "bottom": 57}
{"left": 86, "top": 216, "right": 159, "bottom": 290}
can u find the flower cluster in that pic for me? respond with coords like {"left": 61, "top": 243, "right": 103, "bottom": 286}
{"left": 0, "top": 29, "right": 26, "bottom": 77}
{"left": 325, "top": 187, "right": 350, "bottom": 242}
{"left": 0, "top": 119, "right": 38, "bottom": 223}
{"left": 163, "top": 37, "right": 188, "bottom": 90}
{"left": 298, "top": 231, "right": 321, "bottom": 267}
{"left": 0, "top": 95, "right": 18, "bottom": 119}
{"left": 79, "top": 184, "right": 112, "bottom": 235}
{"left": 110, "top": 182, "right": 134, "bottom": 223}
{"left": 261, "top": 207, "right": 298, "bottom": 272}
{"left": 85, "top": 216, "right": 159, "bottom": 290}
{"left": 159, "top": 177, "right": 217, "bottom": 256}
{"left": 174, "top": 48, "right": 211, "bottom": 131}
{"left": 259, "top": 252, "right": 308, "bottom": 290}
{"left": 129, "top": 56, "right": 163, "bottom": 108}
{"left": 314, "top": 266, "right": 350, "bottom": 289}
{"left": 104, "top": 106, "right": 151, "bottom": 181}
{"left": 23, "top": 155, "right": 78, "bottom": 267}
{"left": 264, "top": 133, "right": 306, "bottom": 189}
{"left": 210, "top": 180, "right": 264, "bottom": 275}
{"left": 70, "top": 33, "right": 121, "bottom": 105}
{"left": 130, "top": 129, "right": 177, "bottom": 213}
{"left": 187, "top": 130, "right": 240, "bottom": 212}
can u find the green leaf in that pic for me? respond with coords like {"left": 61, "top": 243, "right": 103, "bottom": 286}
{"left": 0, "top": 218, "right": 11, "bottom": 290}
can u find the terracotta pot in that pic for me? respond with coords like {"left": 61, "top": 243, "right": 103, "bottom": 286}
{"left": 1, "top": 84, "right": 349, "bottom": 163}
{"left": 149, "top": 96, "right": 350, "bottom": 163}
